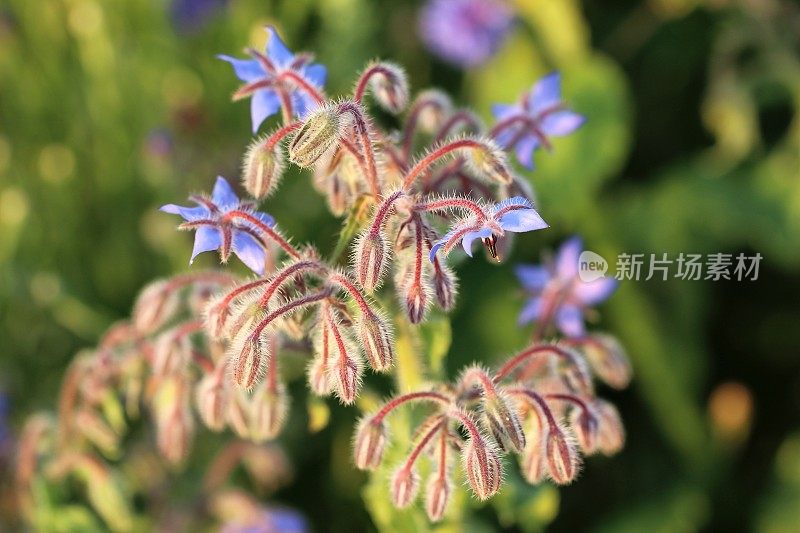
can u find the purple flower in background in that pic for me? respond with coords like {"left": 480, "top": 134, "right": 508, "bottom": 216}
{"left": 419, "top": 0, "right": 514, "bottom": 68}
{"left": 222, "top": 507, "right": 307, "bottom": 533}
{"left": 491, "top": 73, "right": 585, "bottom": 169}
{"left": 430, "top": 197, "right": 548, "bottom": 261}
{"left": 161, "top": 176, "right": 275, "bottom": 274}
{"left": 170, "top": 0, "right": 226, "bottom": 33}
{"left": 515, "top": 236, "right": 617, "bottom": 337}
{"left": 219, "top": 27, "right": 327, "bottom": 133}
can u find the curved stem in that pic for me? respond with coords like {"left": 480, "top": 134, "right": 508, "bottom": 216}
{"left": 494, "top": 344, "right": 578, "bottom": 383}
{"left": 434, "top": 110, "right": 481, "bottom": 143}
{"left": 414, "top": 197, "right": 487, "bottom": 221}
{"left": 257, "top": 260, "right": 327, "bottom": 307}
{"left": 222, "top": 210, "right": 301, "bottom": 259}
{"left": 327, "top": 273, "right": 372, "bottom": 315}
{"left": 337, "top": 102, "right": 381, "bottom": 197}
{"left": 354, "top": 63, "right": 398, "bottom": 104}
{"left": 458, "top": 367, "right": 498, "bottom": 400}
{"left": 402, "top": 138, "right": 487, "bottom": 191}
{"left": 372, "top": 391, "right": 451, "bottom": 424}
{"left": 402, "top": 416, "right": 445, "bottom": 470}
{"left": 367, "top": 190, "right": 404, "bottom": 238}
{"left": 249, "top": 290, "right": 331, "bottom": 340}
{"left": 277, "top": 70, "right": 325, "bottom": 105}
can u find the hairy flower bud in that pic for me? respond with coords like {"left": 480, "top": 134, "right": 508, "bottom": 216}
{"left": 594, "top": 399, "right": 625, "bottom": 455}
{"left": 545, "top": 426, "right": 581, "bottom": 484}
{"left": 133, "top": 279, "right": 180, "bottom": 335}
{"left": 414, "top": 90, "right": 452, "bottom": 132}
{"left": 354, "top": 230, "right": 388, "bottom": 292}
{"left": 289, "top": 107, "right": 342, "bottom": 167}
{"left": 570, "top": 405, "right": 599, "bottom": 454}
{"left": 431, "top": 261, "right": 458, "bottom": 311}
{"left": 152, "top": 330, "right": 190, "bottom": 377}
{"left": 250, "top": 383, "right": 289, "bottom": 442}
{"left": 391, "top": 466, "right": 420, "bottom": 508}
{"left": 580, "top": 334, "right": 632, "bottom": 390}
{"left": 353, "top": 418, "right": 387, "bottom": 470}
{"left": 367, "top": 62, "right": 409, "bottom": 114}
{"left": 227, "top": 388, "right": 252, "bottom": 440}
{"left": 483, "top": 392, "right": 526, "bottom": 454}
{"left": 357, "top": 312, "right": 394, "bottom": 372}
{"left": 204, "top": 296, "right": 231, "bottom": 340}
{"left": 243, "top": 138, "right": 285, "bottom": 199}
{"left": 424, "top": 475, "right": 451, "bottom": 522}
{"left": 156, "top": 405, "right": 194, "bottom": 466}
{"left": 462, "top": 439, "right": 502, "bottom": 500}
{"left": 306, "top": 355, "right": 331, "bottom": 396}
{"left": 230, "top": 332, "right": 270, "bottom": 390}
{"left": 195, "top": 375, "right": 228, "bottom": 432}
{"left": 466, "top": 138, "right": 512, "bottom": 184}
{"left": 402, "top": 280, "right": 429, "bottom": 324}
{"left": 332, "top": 355, "right": 363, "bottom": 405}
{"left": 521, "top": 428, "right": 548, "bottom": 485}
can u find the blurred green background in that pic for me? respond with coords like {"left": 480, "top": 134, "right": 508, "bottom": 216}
{"left": 1, "top": 0, "right": 800, "bottom": 530}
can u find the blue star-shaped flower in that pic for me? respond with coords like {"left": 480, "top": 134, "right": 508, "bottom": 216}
{"left": 218, "top": 26, "right": 327, "bottom": 133}
{"left": 491, "top": 72, "right": 585, "bottom": 169}
{"left": 161, "top": 176, "right": 275, "bottom": 274}
{"left": 515, "top": 236, "right": 618, "bottom": 337}
{"left": 429, "top": 197, "right": 548, "bottom": 261}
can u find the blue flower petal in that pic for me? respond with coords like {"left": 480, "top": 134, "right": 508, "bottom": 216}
{"left": 292, "top": 91, "right": 320, "bottom": 118}
{"left": 493, "top": 196, "right": 533, "bottom": 213}
{"left": 498, "top": 208, "right": 548, "bottom": 233}
{"left": 251, "top": 89, "right": 281, "bottom": 133}
{"left": 303, "top": 64, "right": 327, "bottom": 87}
{"left": 429, "top": 239, "right": 446, "bottom": 262}
{"left": 518, "top": 297, "right": 543, "bottom": 325}
{"left": 514, "top": 265, "right": 551, "bottom": 290}
{"left": 555, "top": 304, "right": 585, "bottom": 337}
{"left": 575, "top": 276, "right": 618, "bottom": 306}
{"left": 232, "top": 231, "right": 266, "bottom": 275}
{"left": 211, "top": 176, "right": 239, "bottom": 208}
{"left": 541, "top": 110, "right": 585, "bottom": 137}
{"left": 252, "top": 211, "right": 276, "bottom": 227}
{"left": 160, "top": 203, "right": 209, "bottom": 221}
{"left": 491, "top": 103, "right": 518, "bottom": 121}
{"left": 556, "top": 236, "right": 583, "bottom": 280}
{"left": 529, "top": 72, "right": 561, "bottom": 115}
{"left": 266, "top": 26, "right": 294, "bottom": 66}
{"left": 190, "top": 226, "right": 222, "bottom": 264}
{"left": 514, "top": 135, "right": 539, "bottom": 169}
{"left": 461, "top": 227, "right": 493, "bottom": 257}
{"left": 217, "top": 54, "right": 264, "bottom": 82}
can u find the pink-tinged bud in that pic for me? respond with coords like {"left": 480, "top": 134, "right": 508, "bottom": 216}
{"left": 227, "top": 387, "right": 252, "bottom": 439}
{"left": 195, "top": 375, "right": 228, "bottom": 432}
{"left": 431, "top": 262, "right": 458, "bottom": 311}
{"left": 133, "top": 279, "right": 180, "bottom": 335}
{"left": 521, "top": 438, "right": 548, "bottom": 485}
{"left": 580, "top": 334, "right": 632, "bottom": 390}
{"left": 354, "top": 230, "right": 388, "bottom": 292}
{"left": 594, "top": 399, "right": 625, "bottom": 456}
{"left": 414, "top": 90, "right": 452, "bottom": 132}
{"left": 570, "top": 406, "right": 599, "bottom": 454}
{"left": 157, "top": 409, "right": 194, "bottom": 466}
{"left": 152, "top": 331, "right": 190, "bottom": 376}
{"left": 243, "top": 137, "right": 285, "bottom": 199}
{"left": 332, "top": 354, "right": 363, "bottom": 405}
{"left": 462, "top": 439, "right": 503, "bottom": 500}
{"left": 545, "top": 427, "right": 581, "bottom": 484}
{"left": 289, "top": 106, "right": 344, "bottom": 168}
{"left": 357, "top": 313, "right": 394, "bottom": 372}
{"left": 306, "top": 356, "right": 331, "bottom": 396}
{"left": 425, "top": 475, "right": 451, "bottom": 522}
{"left": 353, "top": 417, "right": 387, "bottom": 470}
{"left": 391, "top": 466, "right": 420, "bottom": 508}
{"left": 250, "top": 383, "right": 289, "bottom": 442}
{"left": 204, "top": 297, "right": 231, "bottom": 340}
{"left": 230, "top": 333, "right": 270, "bottom": 390}
{"left": 403, "top": 281, "right": 429, "bottom": 324}
{"left": 483, "top": 392, "right": 526, "bottom": 454}
{"left": 367, "top": 62, "right": 409, "bottom": 114}
{"left": 559, "top": 351, "right": 594, "bottom": 396}
{"left": 465, "top": 137, "right": 512, "bottom": 185}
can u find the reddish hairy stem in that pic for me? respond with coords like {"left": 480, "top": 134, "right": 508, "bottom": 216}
{"left": 257, "top": 260, "right": 326, "bottom": 307}
{"left": 493, "top": 344, "right": 578, "bottom": 383}
{"left": 368, "top": 190, "right": 404, "bottom": 238}
{"left": 249, "top": 290, "right": 331, "bottom": 340}
{"left": 434, "top": 110, "right": 481, "bottom": 143}
{"left": 327, "top": 273, "right": 372, "bottom": 315}
{"left": 373, "top": 391, "right": 451, "bottom": 424}
{"left": 354, "top": 64, "right": 397, "bottom": 104}
{"left": 459, "top": 367, "right": 498, "bottom": 400}
{"left": 414, "top": 198, "right": 487, "bottom": 221}
{"left": 508, "top": 388, "right": 559, "bottom": 430}
{"left": 278, "top": 70, "right": 325, "bottom": 105}
{"left": 402, "top": 138, "right": 487, "bottom": 191}
{"left": 222, "top": 210, "right": 301, "bottom": 259}
{"left": 337, "top": 102, "right": 381, "bottom": 197}
{"left": 402, "top": 417, "right": 445, "bottom": 470}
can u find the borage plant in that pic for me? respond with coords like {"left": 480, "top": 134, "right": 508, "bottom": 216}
{"left": 16, "top": 27, "right": 630, "bottom": 530}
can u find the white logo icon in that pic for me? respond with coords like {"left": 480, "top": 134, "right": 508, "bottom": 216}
{"left": 578, "top": 250, "right": 608, "bottom": 282}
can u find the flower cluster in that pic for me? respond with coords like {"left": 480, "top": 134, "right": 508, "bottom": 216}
{"left": 353, "top": 339, "right": 629, "bottom": 521}
{"left": 16, "top": 27, "right": 611, "bottom": 529}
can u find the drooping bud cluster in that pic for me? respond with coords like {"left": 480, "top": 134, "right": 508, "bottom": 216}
{"left": 352, "top": 340, "right": 629, "bottom": 521}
